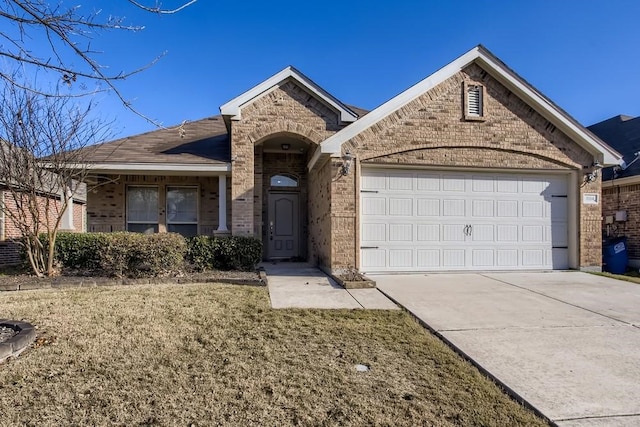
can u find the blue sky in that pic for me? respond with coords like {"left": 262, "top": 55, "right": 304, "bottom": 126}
{"left": 82, "top": 0, "right": 639, "bottom": 138}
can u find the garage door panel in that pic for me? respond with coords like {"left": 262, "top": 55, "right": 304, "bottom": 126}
{"left": 417, "top": 198, "right": 440, "bottom": 216}
{"left": 417, "top": 249, "right": 440, "bottom": 267}
{"left": 389, "top": 249, "right": 413, "bottom": 268}
{"left": 472, "top": 199, "right": 495, "bottom": 217}
{"left": 362, "top": 197, "right": 386, "bottom": 215}
{"left": 472, "top": 249, "right": 495, "bottom": 267}
{"left": 472, "top": 176, "right": 495, "bottom": 192}
{"left": 417, "top": 224, "right": 440, "bottom": 241}
{"left": 443, "top": 249, "right": 466, "bottom": 267}
{"left": 443, "top": 224, "right": 466, "bottom": 241}
{"left": 496, "top": 178, "right": 519, "bottom": 193}
{"left": 522, "top": 225, "right": 545, "bottom": 242}
{"left": 389, "top": 224, "right": 413, "bottom": 241}
{"left": 389, "top": 198, "right": 413, "bottom": 216}
{"left": 389, "top": 175, "right": 413, "bottom": 191}
{"left": 362, "top": 223, "right": 386, "bottom": 242}
{"left": 361, "top": 174, "right": 387, "bottom": 191}
{"left": 417, "top": 174, "right": 441, "bottom": 191}
{"left": 522, "top": 201, "right": 545, "bottom": 217}
{"left": 361, "top": 249, "right": 386, "bottom": 268}
{"left": 523, "top": 249, "right": 545, "bottom": 266}
{"left": 497, "top": 200, "right": 518, "bottom": 217}
{"left": 443, "top": 176, "right": 465, "bottom": 192}
{"left": 360, "top": 169, "right": 571, "bottom": 272}
{"left": 443, "top": 199, "right": 465, "bottom": 216}
{"left": 471, "top": 224, "right": 495, "bottom": 242}
{"left": 497, "top": 249, "right": 519, "bottom": 267}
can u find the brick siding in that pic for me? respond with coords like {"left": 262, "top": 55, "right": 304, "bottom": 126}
{"left": 230, "top": 80, "right": 346, "bottom": 238}
{"left": 86, "top": 175, "right": 229, "bottom": 235}
{"left": 0, "top": 190, "right": 86, "bottom": 266}
{"left": 603, "top": 182, "right": 640, "bottom": 264}
{"left": 329, "top": 64, "right": 600, "bottom": 271}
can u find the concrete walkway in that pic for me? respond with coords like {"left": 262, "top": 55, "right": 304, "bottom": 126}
{"left": 375, "top": 272, "right": 640, "bottom": 426}
{"left": 261, "top": 262, "right": 397, "bottom": 310}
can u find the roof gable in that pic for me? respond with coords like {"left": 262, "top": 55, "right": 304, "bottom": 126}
{"left": 220, "top": 66, "right": 358, "bottom": 123}
{"left": 312, "top": 45, "right": 621, "bottom": 168}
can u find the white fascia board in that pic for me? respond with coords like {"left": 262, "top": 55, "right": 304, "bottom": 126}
{"left": 602, "top": 175, "right": 640, "bottom": 188}
{"left": 220, "top": 66, "right": 358, "bottom": 123}
{"left": 313, "top": 46, "right": 622, "bottom": 169}
{"left": 71, "top": 163, "right": 232, "bottom": 175}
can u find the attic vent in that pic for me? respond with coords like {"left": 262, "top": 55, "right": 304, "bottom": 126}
{"left": 467, "top": 87, "right": 482, "bottom": 115}
{"left": 464, "top": 83, "right": 484, "bottom": 120}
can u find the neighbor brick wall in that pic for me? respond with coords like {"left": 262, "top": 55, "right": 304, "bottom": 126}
{"left": 87, "top": 175, "right": 230, "bottom": 235}
{"left": 0, "top": 190, "right": 86, "bottom": 266}
{"left": 329, "top": 63, "right": 600, "bottom": 271}
{"left": 230, "top": 80, "right": 345, "bottom": 238}
{"left": 603, "top": 182, "right": 640, "bottom": 262}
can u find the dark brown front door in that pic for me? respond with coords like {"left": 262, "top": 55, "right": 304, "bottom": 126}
{"left": 268, "top": 193, "right": 299, "bottom": 258}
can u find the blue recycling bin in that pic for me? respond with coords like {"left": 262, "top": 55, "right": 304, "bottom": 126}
{"left": 603, "top": 236, "right": 628, "bottom": 274}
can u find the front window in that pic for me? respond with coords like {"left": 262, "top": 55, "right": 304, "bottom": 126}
{"left": 167, "top": 186, "right": 198, "bottom": 237}
{"left": 127, "top": 186, "right": 159, "bottom": 233}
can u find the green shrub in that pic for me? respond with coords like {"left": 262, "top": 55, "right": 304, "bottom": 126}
{"left": 186, "top": 235, "right": 215, "bottom": 272}
{"left": 50, "top": 232, "right": 187, "bottom": 278}
{"left": 187, "top": 236, "right": 262, "bottom": 271}
{"left": 54, "top": 232, "right": 106, "bottom": 270}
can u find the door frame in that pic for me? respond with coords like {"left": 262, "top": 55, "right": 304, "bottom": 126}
{"left": 266, "top": 191, "right": 301, "bottom": 259}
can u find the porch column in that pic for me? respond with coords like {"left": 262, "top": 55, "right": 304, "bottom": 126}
{"left": 217, "top": 175, "right": 228, "bottom": 232}
{"left": 60, "top": 185, "right": 74, "bottom": 230}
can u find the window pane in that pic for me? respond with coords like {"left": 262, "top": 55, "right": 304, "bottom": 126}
{"left": 167, "top": 187, "right": 198, "bottom": 223}
{"left": 127, "top": 187, "right": 158, "bottom": 222}
{"left": 270, "top": 175, "right": 298, "bottom": 187}
{"left": 127, "top": 223, "right": 159, "bottom": 234}
{"left": 168, "top": 224, "right": 198, "bottom": 237}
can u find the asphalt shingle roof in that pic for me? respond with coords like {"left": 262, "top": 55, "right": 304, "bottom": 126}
{"left": 81, "top": 116, "right": 230, "bottom": 165}
{"left": 588, "top": 115, "right": 640, "bottom": 180}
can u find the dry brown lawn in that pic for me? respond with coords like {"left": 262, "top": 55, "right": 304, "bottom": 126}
{"left": 0, "top": 283, "right": 547, "bottom": 426}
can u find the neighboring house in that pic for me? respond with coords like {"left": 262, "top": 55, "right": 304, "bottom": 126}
{"left": 79, "top": 45, "right": 620, "bottom": 274}
{"left": 588, "top": 115, "right": 640, "bottom": 269}
{"left": 0, "top": 141, "right": 87, "bottom": 266}
{"left": 0, "top": 183, "right": 87, "bottom": 266}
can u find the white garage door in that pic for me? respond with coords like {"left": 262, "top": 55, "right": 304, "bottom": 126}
{"left": 360, "top": 168, "right": 570, "bottom": 272}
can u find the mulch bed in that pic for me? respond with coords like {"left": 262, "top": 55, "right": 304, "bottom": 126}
{"left": 0, "top": 269, "right": 263, "bottom": 291}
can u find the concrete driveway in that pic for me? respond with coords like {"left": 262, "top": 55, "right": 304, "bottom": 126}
{"left": 374, "top": 272, "right": 640, "bottom": 427}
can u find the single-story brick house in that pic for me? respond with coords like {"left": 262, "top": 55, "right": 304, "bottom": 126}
{"left": 0, "top": 181, "right": 86, "bottom": 266}
{"left": 80, "top": 45, "right": 621, "bottom": 274}
{"left": 589, "top": 115, "right": 640, "bottom": 269}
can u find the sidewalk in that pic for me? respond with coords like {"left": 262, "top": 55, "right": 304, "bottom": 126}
{"left": 261, "top": 262, "right": 397, "bottom": 310}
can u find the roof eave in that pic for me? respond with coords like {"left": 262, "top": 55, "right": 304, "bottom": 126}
{"left": 72, "top": 162, "right": 232, "bottom": 176}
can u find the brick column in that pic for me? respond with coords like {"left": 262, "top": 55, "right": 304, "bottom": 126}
{"left": 231, "top": 128, "right": 254, "bottom": 236}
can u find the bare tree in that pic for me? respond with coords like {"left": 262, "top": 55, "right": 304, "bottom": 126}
{"left": 0, "top": 0, "right": 197, "bottom": 124}
{"left": 0, "top": 82, "right": 111, "bottom": 276}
